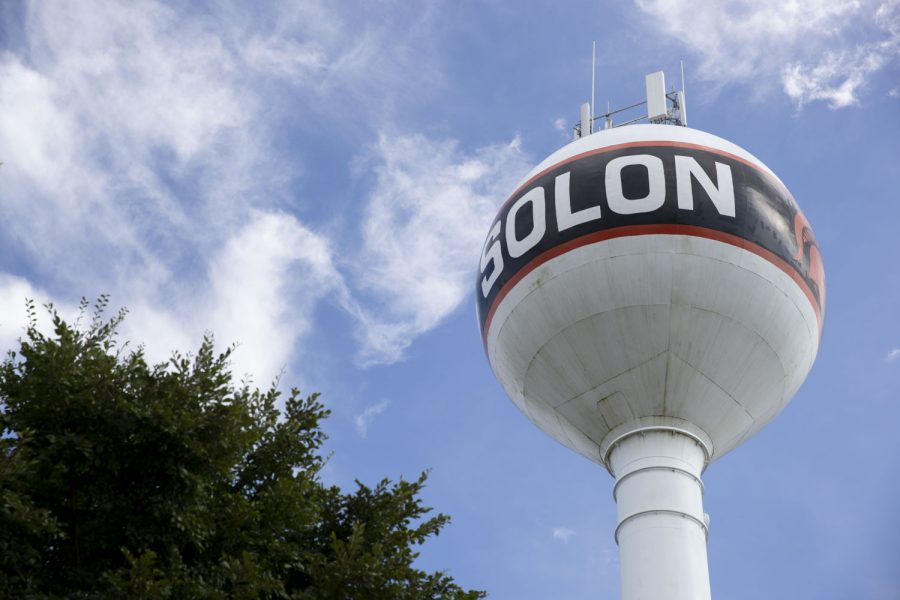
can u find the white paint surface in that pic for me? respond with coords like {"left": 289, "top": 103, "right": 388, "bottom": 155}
{"left": 487, "top": 233, "right": 818, "bottom": 466}
{"left": 609, "top": 429, "right": 711, "bottom": 600}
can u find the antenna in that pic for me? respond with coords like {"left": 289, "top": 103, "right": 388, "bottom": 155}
{"left": 645, "top": 71, "right": 667, "bottom": 122}
{"left": 580, "top": 102, "right": 591, "bottom": 137}
{"left": 574, "top": 68, "right": 689, "bottom": 134}
{"left": 591, "top": 42, "right": 596, "bottom": 124}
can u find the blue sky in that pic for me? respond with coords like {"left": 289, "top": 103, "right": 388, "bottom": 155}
{"left": 1, "top": 1, "right": 899, "bottom": 598}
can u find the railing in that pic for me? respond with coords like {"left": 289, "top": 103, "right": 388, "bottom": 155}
{"left": 572, "top": 91, "right": 686, "bottom": 139}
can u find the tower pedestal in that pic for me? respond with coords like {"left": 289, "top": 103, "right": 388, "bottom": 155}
{"left": 607, "top": 428, "right": 712, "bottom": 600}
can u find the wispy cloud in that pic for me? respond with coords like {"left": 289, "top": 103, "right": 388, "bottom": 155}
{"left": 634, "top": 0, "right": 900, "bottom": 108}
{"left": 351, "top": 133, "right": 532, "bottom": 366}
{"left": 885, "top": 348, "right": 900, "bottom": 363}
{"left": 0, "top": 1, "right": 485, "bottom": 379}
{"left": 552, "top": 527, "right": 575, "bottom": 541}
{"left": 201, "top": 212, "right": 346, "bottom": 383}
{"left": 0, "top": 275, "right": 79, "bottom": 352}
{"left": 0, "top": 3, "right": 306, "bottom": 360}
{"left": 354, "top": 399, "right": 391, "bottom": 438}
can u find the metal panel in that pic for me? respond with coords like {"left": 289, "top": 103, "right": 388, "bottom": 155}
{"left": 487, "top": 234, "right": 818, "bottom": 463}
{"left": 554, "top": 353, "right": 669, "bottom": 444}
{"left": 610, "top": 431, "right": 711, "bottom": 600}
{"left": 645, "top": 71, "right": 668, "bottom": 121}
{"left": 580, "top": 102, "right": 592, "bottom": 137}
{"left": 663, "top": 350, "right": 756, "bottom": 451}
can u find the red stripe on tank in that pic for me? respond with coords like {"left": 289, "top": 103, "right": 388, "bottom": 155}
{"left": 481, "top": 225, "right": 823, "bottom": 347}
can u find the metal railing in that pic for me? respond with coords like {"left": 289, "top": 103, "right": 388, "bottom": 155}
{"left": 573, "top": 91, "right": 686, "bottom": 139}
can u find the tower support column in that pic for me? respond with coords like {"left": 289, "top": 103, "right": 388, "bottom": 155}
{"left": 607, "top": 428, "right": 712, "bottom": 600}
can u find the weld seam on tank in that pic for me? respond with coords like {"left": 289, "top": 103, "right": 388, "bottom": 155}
{"left": 614, "top": 509, "right": 709, "bottom": 545}
{"left": 601, "top": 425, "right": 713, "bottom": 473}
{"left": 612, "top": 465, "right": 704, "bottom": 502}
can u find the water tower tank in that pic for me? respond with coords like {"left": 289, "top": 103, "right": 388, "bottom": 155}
{"left": 476, "top": 80, "right": 824, "bottom": 600}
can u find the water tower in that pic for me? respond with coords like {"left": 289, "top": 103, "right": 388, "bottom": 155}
{"left": 476, "top": 70, "right": 824, "bottom": 600}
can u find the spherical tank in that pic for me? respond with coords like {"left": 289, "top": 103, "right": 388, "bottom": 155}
{"left": 476, "top": 123, "right": 825, "bottom": 468}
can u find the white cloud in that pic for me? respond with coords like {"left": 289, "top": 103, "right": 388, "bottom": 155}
{"left": 2, "top": 210, "right": 347, "bottom": 388}
{"left": 0, "top": 1, "right": 529, "bottom": 376}
{"left": 354, "top": 399, "right": 391, "bottom": 438}
{"left": 201, "top": 211, "right": 344, "bottom": 384}
{"left": 634, "top": 0, "right": 900, "bottom": 108}
{"left": 0, "top": 1, "right": 263, "bottom": 291}
{"left": 235, "top": 0, "right": 445, "bottom": 125}
{"left": 0, "top": 1, "right": 458, "bottom": 381}
{"left": 553, "top": 117, "right": 573, "bottom": 140}
{"left": 119, "top": 303, "right": 194, "bottom": 367}
{"left": 0, "top": 216, "right": 347, "bottom": 397}
{"left": 351, "top": 133, "right": 532, "bottom": 365}
{"left": 0, "top": 1, "right": 300, "bottom": 380}
{"left": 885, "top": 348, "right": 900, "bottom": 362}
{"left": 782, "top": 41, "right": 894, "bottom": 108}
{"left": 552, "top": 527, "right": 575, "bottom": 541}
{"left": 0, "top": 275, "right": 76, "bottom": 354}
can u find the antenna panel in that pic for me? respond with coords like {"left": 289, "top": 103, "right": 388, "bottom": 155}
{"left": 580, "top": 102, "right": 592, "bottom": 137}
{"left": 645, "top": 71, "right": 667, "bottom": 121}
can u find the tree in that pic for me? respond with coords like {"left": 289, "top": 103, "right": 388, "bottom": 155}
{"left": 0, "top": 298, "right": 485, "bottom": 599}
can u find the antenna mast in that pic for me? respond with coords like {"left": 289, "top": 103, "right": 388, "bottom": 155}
{"left": 574, "top": 68, "right": 689, "bottom": 136}
{"left": 591, "top": 42, "right": 596, "bottom": 124}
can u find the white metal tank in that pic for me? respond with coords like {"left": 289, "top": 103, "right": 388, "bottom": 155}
{"left": 476, "top": 116, "right": 824, "bottom": 599}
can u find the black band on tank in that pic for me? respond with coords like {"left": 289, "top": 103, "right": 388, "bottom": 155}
{"left": 475, "top": 143, "right": 825, "bottom": 337}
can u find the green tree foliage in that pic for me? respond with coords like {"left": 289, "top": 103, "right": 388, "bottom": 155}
{"left": 0, "top": 298, "right": 485, "bottom": 599}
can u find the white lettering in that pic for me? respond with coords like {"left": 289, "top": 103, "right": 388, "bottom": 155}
{"left": 605, "top": 154, "right": 666, "bottom": 215}
{"left": 675, "top": 156, "right": 735, "bottom": 217}
{"left": 555, "top": 171, "right": 602, "bottom": 231}
{"left": 480, "top": 221, "right": 504, "bottom": 298}
{"left": 506, "top": 187, "right": 546, "bottom": 258}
